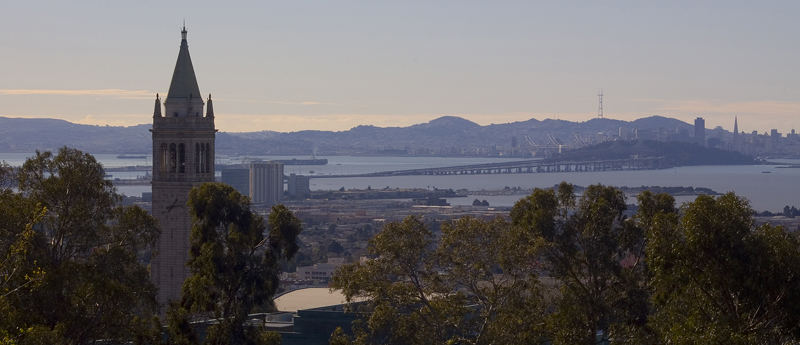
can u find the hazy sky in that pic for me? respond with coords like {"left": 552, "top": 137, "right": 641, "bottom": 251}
{"left": 1, "top": 1, "right": 798, "bottom": 133}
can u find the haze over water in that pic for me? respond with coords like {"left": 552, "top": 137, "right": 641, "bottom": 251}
{"left": 3, "top": 153, "right": 796, "bottom": 212}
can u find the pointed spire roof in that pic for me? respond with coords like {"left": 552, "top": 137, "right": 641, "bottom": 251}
{"left": 153, "top": 93, "right": 162, "bottom": 117}
{"left": 166, "top": 25, "right": 202, "bottom": 102}
{"left": 206, "top": 94, "right": 214, "bottom": 118}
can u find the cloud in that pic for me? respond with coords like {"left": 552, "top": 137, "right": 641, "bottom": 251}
{"left": 214, "top": 97, "right": 340, "bottom": 106}
{"left": 0, "top": 89, "right": 155, "bottom": 99}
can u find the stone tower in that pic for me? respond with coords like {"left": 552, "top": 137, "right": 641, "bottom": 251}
{"left": 150, "top": 26, "right": 216, "bottom": 307}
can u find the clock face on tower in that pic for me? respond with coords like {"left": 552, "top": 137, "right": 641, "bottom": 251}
{"left": 165, "top": 197, "right": 181, "bottom": 213}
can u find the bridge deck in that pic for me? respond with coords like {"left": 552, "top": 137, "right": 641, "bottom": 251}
{"left": 313, "top": 157, "right": 666, "bottom": 178}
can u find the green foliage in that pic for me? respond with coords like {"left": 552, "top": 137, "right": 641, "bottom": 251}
{"left": 0, "top": 162, "right": 13, "bottom": 190}
{"left": 647, "top": 193, "right": 800, "bottom": 344}
{"left": 511, "top": 182, "right": 651, "bottom": 345}
{"left": 328, "top": 327, "right": 351, "bottom": 345}
{"left": 330, "top": 215, "right": 547, "bottom": 345}
{"left": 0, "top": 147, "right": 160, "bottom": 344}
{"left": 331, "top": 183, "right": 800, "bottom": 344}
{"left": 169, "top": 183, "right": 301, "bottom": 345}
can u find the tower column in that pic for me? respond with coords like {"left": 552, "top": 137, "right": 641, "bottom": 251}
{"left": 151, "top": 26, "right": 216, "bottom": 310}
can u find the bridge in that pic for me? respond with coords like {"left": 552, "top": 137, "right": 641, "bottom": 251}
{"left": 312, "top": 156, "right": 667, "bottom": 178}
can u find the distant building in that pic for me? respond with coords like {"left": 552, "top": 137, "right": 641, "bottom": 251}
{"left": 635, "top": 128, "right": 657, "bottom": 141}
{"left": 287, "top": 174, "right": 311, "bottom": 198}
{"left": 182, "top": 288, "right": 364, "bottom": 345}
{"left": 618, "top": 127, "right": 628, "bottom": 140}
{"left": 294, "top": 258, "right": 346, "bottom": 285}
{"left": 221, "top": 168, "right": 249, "bottom": 196}
{"left": 250, "top": 161, "right": 283, "bottom": 206}
{"left": 694, "top": 117, "right": 706, "bottom": 146}
{"left": 271, "top": 288, "right": 365, "bottom": 345}
{"left": 771, "top": 129, "right": 781, "bottom": 139}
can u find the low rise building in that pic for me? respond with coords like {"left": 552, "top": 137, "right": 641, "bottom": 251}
{"left": 287, "top": 173, "right": 311, "bottom": 198}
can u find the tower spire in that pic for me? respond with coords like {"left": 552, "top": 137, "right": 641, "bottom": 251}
{"left": 165, "top": 24, "right": 203, "bottom": 117}
{"left": 206, "top": 93, "right": 214, "bottom": 118}
{"left": 181, "top": 20, "right": 187, "bottom": 41}
{"left": 153, "top": 93, "right": 162, "bottom": 117}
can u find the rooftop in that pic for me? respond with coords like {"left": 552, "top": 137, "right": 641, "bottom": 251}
{"left": 274, "top": 288, "right": 353, "bottom": 312}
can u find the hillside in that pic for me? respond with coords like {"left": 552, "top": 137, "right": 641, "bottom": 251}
{"left": 0, "top": 115, "right": 700, "bottom": 155}
{"left": 554, "top": 140, "right": 757, "bottom": 166}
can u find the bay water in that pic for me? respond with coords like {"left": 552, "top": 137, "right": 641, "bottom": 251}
{"left": 2, "top": 153, "right": 797, "bottom": 212}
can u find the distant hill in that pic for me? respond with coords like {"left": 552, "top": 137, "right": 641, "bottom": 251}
{"left": 0, "top": 115, "right": 704, "bottom": 156}
{"left": 555, "top": 140, "right": 757, "bottom": 166}
{"left": 0, "top": 117, "right": 151, "bottom": 153}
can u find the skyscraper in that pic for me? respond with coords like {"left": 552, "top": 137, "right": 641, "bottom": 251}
{"left": 694, "top": 117, "right": 705, "bottom": 146}
{"left": 250, "top": 161, "right": 284, "bottom": 207}
{"left": 150, "top": 26, "right": 216, "bottom": 308}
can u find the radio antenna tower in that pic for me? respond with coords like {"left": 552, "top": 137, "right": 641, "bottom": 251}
{"left": 597, "top": 89, "right": 604, "bottom": 118}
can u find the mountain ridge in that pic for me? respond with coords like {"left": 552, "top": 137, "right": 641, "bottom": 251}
{"left": 0, "top": 115, "right": 700, "bottom": 155}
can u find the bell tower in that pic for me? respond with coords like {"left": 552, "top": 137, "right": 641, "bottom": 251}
{"left": 150, "top": 25, "right": 216, "bottom": 308}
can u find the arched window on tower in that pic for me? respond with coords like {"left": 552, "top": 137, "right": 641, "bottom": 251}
{"left": 204, "top": 143, "right": 211, "bottom": 173}
{"left": 195, "top": 143, "right": 200, "bottom": 173}
{"left": 178, "top": 143, "right": 186, "bottom": 173}
{"left": 156, "top": 143, "right": 169, "bottom": 174}
{"left": 169, "top": 143, "right": 177, "bottom": 173}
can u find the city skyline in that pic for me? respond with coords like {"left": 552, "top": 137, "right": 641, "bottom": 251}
{"left": 1, "top": 1, "right": 798, "bottom": 133}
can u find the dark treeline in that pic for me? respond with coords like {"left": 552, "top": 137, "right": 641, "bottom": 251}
{"left": 758, "top": 205, "right": 800, "bottom": 218}
{"left": 0, "top": 148, "right": 301, "bottom": 345}
{"left": 2, "top": 148, "right": 799, "bottom": 345}
{"left": 330, "top": 183, "right": 800, "bottom": 345}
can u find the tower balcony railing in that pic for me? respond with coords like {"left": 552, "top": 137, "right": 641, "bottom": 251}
{"left": 153, "top": 115, "right": 215, "bottom": 130}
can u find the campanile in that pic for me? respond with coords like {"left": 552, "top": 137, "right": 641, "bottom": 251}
{"left": 150, "top": 26, "right": 216, "bottom": 307}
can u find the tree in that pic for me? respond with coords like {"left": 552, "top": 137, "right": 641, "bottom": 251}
{"left": 0, "top": 148, "right": 160, "bottom": 344}
{"left": 169, "top": 183, "right": 301, "bottom": 345}
{"left": 436, "top": 216, "right": 547, "bottom": 344}
{"left": 0, "top": 162, "right": 13, "bottom": 190}
{"left": 647, "top": 193, "right": 800, "bottom": 344}
{"left": 510, "top": 182, "right": 651, "bottom": 344}
{"left": 330, "top": 215, "right": 548, "bottom": 345}
{"left": 327, "top": 240, "right": 345, "bottom": 256}
{"left": 0, "top": 184, "right": 46, "bottom": 344}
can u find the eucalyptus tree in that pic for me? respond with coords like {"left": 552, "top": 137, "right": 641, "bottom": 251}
{"left": 330, "top": 215, "right": 548, "bottom": 345}
{"left": 168, "top": 183, "right": 301, "bottom": 345}
{"left": 0, "top": 148, "right": 160, "bottom": 345}
{"left": 647, "top": 193, "right": 800, "bottom": 344}
{"left": 511, "top": 182, "right": 652, "bottom": 345}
